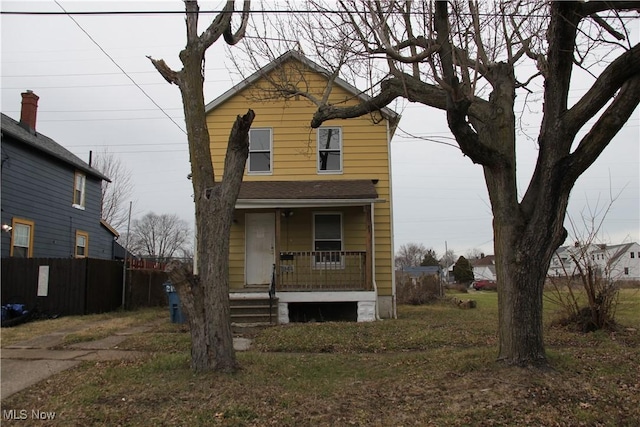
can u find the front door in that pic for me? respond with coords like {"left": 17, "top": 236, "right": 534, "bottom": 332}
{"left": 245, "top": 212, "right": 275, "bottom": 286}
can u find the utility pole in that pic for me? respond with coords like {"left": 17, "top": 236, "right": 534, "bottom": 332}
{"left": 121, "top": 201, "right": 132, "bottom": 309}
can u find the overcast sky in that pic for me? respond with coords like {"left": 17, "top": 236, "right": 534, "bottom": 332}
{"left": 2, "top": 1, "right": 638, "bottom": 259}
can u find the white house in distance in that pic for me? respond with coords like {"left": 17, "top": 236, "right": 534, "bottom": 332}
{"left": 471, "top": 255, "right": 496, "bottom": 282}
{"left": 548, "top": 242, "right": 640, "bottom": 281}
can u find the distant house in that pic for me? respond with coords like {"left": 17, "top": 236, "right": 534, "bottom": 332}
{"left": 590, "top": 242, "right": 640, "bottom": 280}
{"left": 204, "top": 51, "right": 400, "bottom": 322}
{"left": 548, "top": 242, "right": 640, "bottom": 280}
{"left": 1, "top": 91, "right": 117, "bottom": 259}
{"left": 400, "top": 266, "right": 443, "bottom": 284}
{"left": 471, "top": 255, "right": 496, "bottom": 282}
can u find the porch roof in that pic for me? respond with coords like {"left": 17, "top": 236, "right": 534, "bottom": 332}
{"left": 233, "top": 180, "right": 383, "bottom": 208}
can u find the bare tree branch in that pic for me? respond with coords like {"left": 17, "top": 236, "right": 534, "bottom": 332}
{"left": 591, "top": 13, "right": 626, "bottom": 41}
{"left": 223, "top": 0, "right": 251, "bottom": 45}
{"left": 563, "top": 43, "right": 640, "bottom": 138}
{"left": 566, "top": 73, "right": 640, "bottom": 182}
{"left": 146, "top": 56, "right": 179, "bottom": 84}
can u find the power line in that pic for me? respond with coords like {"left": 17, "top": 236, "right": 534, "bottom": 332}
{"left": 2, "top": 7, "right": 632, "bottom": 20}
{"left": 1, "top": 68, "right": 229, "bottom": 78}
{"left": 0, "top": 9, "right": 598, "bottom": 19}
{"left": 53, "top": 0, "right": 186, "bottom": 135}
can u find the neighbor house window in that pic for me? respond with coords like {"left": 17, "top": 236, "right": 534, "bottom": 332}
{"left": 317, "top": 127, "right": 342, "bottom": 173}
{"left": 313, "top": 213, "right": 342, "bottom": 265}
{"left": 624, "top": 267, "right": 629, "bottom": 275}
{"left": 75, "top": 230, "right": 89, "bottom": 258}
{"left": 73, "top": 171, "right": 86, "bottom": 208}
{"left": 10, "top": 218, "right": 34, "bottom": 258}
{"left": 631, "top": 252, "right": 635, "bottom": 259}
{"left": 248, "top": 128, "right": 272, "bottom": 174}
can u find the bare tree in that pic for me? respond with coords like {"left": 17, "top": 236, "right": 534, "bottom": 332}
{"left": 127, "top": 212, "right": 191, "bottom": 262}
{"left": 395, "top": 242, "right": 428, "bottom": 269}
{"left": 147, "top": 0, "right": 251, "bottom": 373}
{"left": 240, "top": 1, "right": 640, "bottom": 367}
{"left": 465, "top": 248, "right": 484, "bottom": 260}
{"left": 92, "top": 149, "right": 134, "bottom": 233}
{"left": 439, "top": 249, "right": 457, "bottom": 269}
{"left": 546, "top": 193, "right": 626, "bottom": 332}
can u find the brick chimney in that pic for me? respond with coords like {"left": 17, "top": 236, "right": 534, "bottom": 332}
{"left": 20, "top": 90, "right": 39, "bottom": 133}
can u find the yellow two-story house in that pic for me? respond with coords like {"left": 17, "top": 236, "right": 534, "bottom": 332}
{"left": 205, "top": 51, "right": 399, "bottom": 323}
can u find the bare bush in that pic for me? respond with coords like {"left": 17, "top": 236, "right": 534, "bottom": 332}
{"left": 545, "top": 200, "right": 624, "bottom": 332}
{"left": 396, "top": 272, "right": 441, "bottom": 305}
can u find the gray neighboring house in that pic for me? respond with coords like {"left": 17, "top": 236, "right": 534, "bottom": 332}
{"left": 1, "top": 91, "right": 118, "bottom": 259}
{"left": 400, "top": 266, "right": 443, "bottom": 282}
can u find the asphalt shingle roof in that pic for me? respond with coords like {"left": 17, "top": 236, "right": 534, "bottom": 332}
{"left": 1, "top": 113, "right": 110, "bottom": 181}
{"left": 235, "top": 180, "right": 379, "bottom": 200}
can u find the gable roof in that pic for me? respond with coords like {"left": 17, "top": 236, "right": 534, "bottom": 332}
{"left": 471, "top": 255, "right": 495, "bottom": 267}
{"left": 601, "top": 242, "right": 635, "bottom": 266}
{"left": 1, "top": 113, "right": 110, "bottom": 182}
{"left": 205, "top": 50, "right": 400, "bottom": 137}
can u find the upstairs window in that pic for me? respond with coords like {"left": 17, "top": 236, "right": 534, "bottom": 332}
{"left": 313, "top": 213, "right": 343, "bottom": 265}
{"left": 248, "top": 129, "right": 272, "bottom": 174}
{"left": 10, "top": 218, "right": 34, "bottom": 258}
{"left": 631, "top": 252, "right": 635, "bottom": 259}
{"left": 317, "top": 127, "right": 342, "bottom": 173}
{"left": 75, "top": 230, "right": 89, "bottom": 258}
{"left": 73, "top": 171, "right": 86, "bottom": 209}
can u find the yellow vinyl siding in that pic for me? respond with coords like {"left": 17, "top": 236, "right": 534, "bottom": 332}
{"left": 229, "top": 218, "right": 245, "bottom": 290}
{"left": 208, "top": 58, "right": 394, "bottom": 297}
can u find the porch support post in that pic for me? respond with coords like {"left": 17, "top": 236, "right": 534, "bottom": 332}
{"left": 364, "top": 204, "right": 373, "bottom": 290}
{"left": 275, "top": 208, "right": 282, "bottom": 289}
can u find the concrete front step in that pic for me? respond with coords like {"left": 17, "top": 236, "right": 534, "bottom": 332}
{"left": 231, "top": 313, "right": 278, "bottom": 324}
{"left": 230, "top": 297, "right": 278, "bottom": 326}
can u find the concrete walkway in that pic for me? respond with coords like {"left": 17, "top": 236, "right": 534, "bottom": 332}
{"left": 1, "top": 321, "right": 252, "bottom": 400}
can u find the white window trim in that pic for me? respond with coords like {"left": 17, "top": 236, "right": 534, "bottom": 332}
{"left": 312, "top": 212, "right": 344, "bottom": 269}
{"left": 10, "top": 218, "right": 34, "bottom": 258}
{"left": 317, "top": 127, "right": 343, "bottom": 174}
{"left": 73, "top": 171, "right": 86, "bottom": 209}
{"left": 247, "top": 128, "right": 273, "bottom": 175}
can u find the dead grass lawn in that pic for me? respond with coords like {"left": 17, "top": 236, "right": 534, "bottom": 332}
{"left": 1, "top": 291, "right": 638, "bottom": 426}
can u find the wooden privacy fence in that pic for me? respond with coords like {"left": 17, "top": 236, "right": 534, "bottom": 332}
{"left": 126, "top": 268, "right": 169, "bottom": 310}
{"left": 1, "top": 258, "right": 123, "bottom": 316}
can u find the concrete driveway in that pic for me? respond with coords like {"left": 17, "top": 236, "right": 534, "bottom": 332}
{"left": 1, "top": 321, "right": 252, "bottom": 400}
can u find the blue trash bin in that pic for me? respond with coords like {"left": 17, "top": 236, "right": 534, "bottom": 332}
{"left": 163, "top": 282, "right": 185, "bottom": 324}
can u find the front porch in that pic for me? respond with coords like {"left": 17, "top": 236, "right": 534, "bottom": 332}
{"left": 277, "top": 251, "right": 371, "bottom": 291}
{"left": 225, "top": 180, "right": 385, "bottom": 323}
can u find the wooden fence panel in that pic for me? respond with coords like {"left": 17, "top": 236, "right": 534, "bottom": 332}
{"left": 1, "top": 258, "right": 122, "bottom": 316}
{"left": 86, "top": 259, "right": 124, "bottom": 313}
{"left": 48, "top": 258, "right": 87, "bottom": 316}
{"left": 126, "top": 269, "right": 168, "bottom": 310}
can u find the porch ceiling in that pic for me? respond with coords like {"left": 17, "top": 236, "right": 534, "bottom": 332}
{"left": 232, "top": 180, "right": 383, "bottom": 208}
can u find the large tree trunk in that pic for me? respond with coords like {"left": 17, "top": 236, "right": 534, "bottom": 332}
{"left": 165, "top": 261, "right": 207, "bottom": 369}
{"left": 161, "top": 42, "right": 254, "bottom": 372}
{"left": 149, "top": 0, "right": 251, "bottom": 373}
{"left": 193, "top": 109, "right": 254, "bottom": 373}
{"left": 493, "top": 224, "right": 548, "bottom": 366}
{"left": 167, "top": 106, "right": 253, "bottom": 373}
{"left": 465, "top": 61, "right": 567, "bottom": 367}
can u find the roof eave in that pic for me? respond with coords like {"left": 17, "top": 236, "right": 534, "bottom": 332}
{"left": 236, "top": 197, "right": 385, "bottom": 209}
{"left": 1, "top": 117, "right": 111, "bottom": 182}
